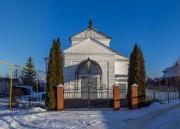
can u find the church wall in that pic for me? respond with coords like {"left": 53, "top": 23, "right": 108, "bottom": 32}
{"left": 114, "top": 57, "right": 129, "bottom": 89}
{"left": 63, "top": 53, "right": 115, "bottom": 91}
{"left": 115, "top": 60, "right": 129, "bottom": 75}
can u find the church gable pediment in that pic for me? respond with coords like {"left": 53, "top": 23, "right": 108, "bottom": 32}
{"left": 70, "top": 28, "right": 111, "bottom": 40}
{"left": 64, "top": 38, "right": 116, "bottom": 54}
{"left": 69, "top": 20, "right": 112, "bottom": 46}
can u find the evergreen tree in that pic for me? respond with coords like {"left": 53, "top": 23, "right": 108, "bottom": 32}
{"left": 45, "top": 38, "right": 64, "bottom": 110}
{"left": 128, "top": 44, "right": 146, "bottom": 105}
{"left": 21, "top": 57, "right": 37, "bottom": 90}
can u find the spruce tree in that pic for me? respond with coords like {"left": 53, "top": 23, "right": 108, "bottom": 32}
{"left": 128, "top": 44, "right": 146, "bottom": 105}
{"left": 45, "top": 38, "right": 64, "bottom": 110}
{"left": 21, "top": 57, "right": 37, "bottom": 90}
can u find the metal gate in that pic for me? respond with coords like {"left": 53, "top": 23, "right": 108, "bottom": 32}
{"left": 64, "top": 76, "right": 113, "bottom": 109}
{"left": 81, "top": 77, "right": 97, "bottom": 100}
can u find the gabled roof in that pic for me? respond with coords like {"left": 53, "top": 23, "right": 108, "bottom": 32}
{"left": 64, "top": 37, "right": 128, "bottom": 59}
{"left": 90, "top": 37, "right": 116, "bottom": 53}
{"left": 64, "top": 37, "right": 113, "bottom": 54}
{"left": 162, "top": 67, "right": 172, "bottom": 73}
{"left": 69, "top": 27, "right": 112, "bottom": 42}
{"left": 91, "top": 39, "right": 129, "bottom": 59}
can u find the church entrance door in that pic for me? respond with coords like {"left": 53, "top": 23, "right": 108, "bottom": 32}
{"left": 81, "top": 77, "right": 98, "bottom": 108}
{"left": 81, "top": 76, "right": 97, "bottom": 99}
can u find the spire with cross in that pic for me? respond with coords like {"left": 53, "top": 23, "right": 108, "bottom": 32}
{"left": 89, "top": 16, "right": 93, "bottom": 29}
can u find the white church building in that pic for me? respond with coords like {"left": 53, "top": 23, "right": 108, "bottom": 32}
{"left": 63, "top": 20, "right": 129, "bottom": 94}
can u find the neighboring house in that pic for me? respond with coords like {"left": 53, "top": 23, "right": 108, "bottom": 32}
{"left": 146, "top": 77, "right": 160, "bottom": 87}
{"left": 161, "top": 60, "right": 180, "bottom": 86}
{"left": 13, "top": 85, "right": 33, "bottom": 96}
{"left": 63, "top": 19, "right": 129, "bottom": 94}
{"left": 0, "top": 77, "right": 18, "bottom": 94}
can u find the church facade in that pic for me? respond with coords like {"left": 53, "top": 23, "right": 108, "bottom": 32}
{"left": 63, "top": 20, "right": 129, "bottom": 93}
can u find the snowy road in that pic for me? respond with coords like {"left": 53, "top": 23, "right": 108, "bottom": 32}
{"left": 0, "top": 98, "right": 180, "bottom": 129}
{"left": 124, "top": 103, "right": 180, "bottom": 129}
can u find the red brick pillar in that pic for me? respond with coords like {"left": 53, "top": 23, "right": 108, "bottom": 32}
{"left": 131, "top": 83, "right": 138, "bottom": 110}
{"left": 113, "top": 85, "right": 120, "bottom": 110}
{"left": 57, "top": 84, "right": 64, "bottom": 111}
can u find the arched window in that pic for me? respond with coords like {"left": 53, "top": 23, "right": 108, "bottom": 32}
{"left": 76, "top": 58, "right": 102, "bottom": 75}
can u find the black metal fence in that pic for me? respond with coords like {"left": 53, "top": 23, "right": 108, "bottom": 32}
{"left": 11, "top": 86, "right": 180, "bottom": 110}
{"left": 120, "top": 89, "right": 130, "bottom": 108}
{"left": 64, "top": 89, "right": 130, "bottom": 109}
{"left": 64, "top": 91, "right": 113, "bottom": 109}
{"left": 64, "top": 91, "right": 113, "bottom": 99}
{"left": 146, "top": 86, "right": 180, "bottom": 103}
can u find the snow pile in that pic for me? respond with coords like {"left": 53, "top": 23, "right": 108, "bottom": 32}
{"left": 31, "top": 107, "right": 46, "bottom": 112}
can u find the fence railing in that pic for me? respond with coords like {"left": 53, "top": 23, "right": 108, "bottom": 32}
{"left": 119, "top": 89, "right": 130, "bottom": 107}
{"left": 13, "top": 94, "right": 45, "bottom": 109}
{"left": 64, "top": 89, "right": 129, "bottom": 100}
{"left": 12, "top": 86, "right": 180, "bottom": 109}
{"left": 64, "top": 91, "right": 113, "bottom": 99}
{"left": 120, "top": 89, "right": 128, "bottom": 99}
{"left": 146, "top": 86, "right": 180, "bottom": 103}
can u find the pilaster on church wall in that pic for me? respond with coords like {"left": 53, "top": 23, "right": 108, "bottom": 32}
{"left": 107, "top": 55, "right": 115, "bottom": 90}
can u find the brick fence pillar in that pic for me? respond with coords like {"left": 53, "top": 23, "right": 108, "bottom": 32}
{"left": 57, "top": 84, "right": 64, "bottom": 111}
{"left": 113, "top": 85, "right": 120, "bottom": 110}
{"left": 131, "top": 83, "right": 138, "bottom": 110}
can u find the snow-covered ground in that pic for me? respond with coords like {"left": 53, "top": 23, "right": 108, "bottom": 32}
{"left": 0, "top": 97, "right": 180, "bottom": 129}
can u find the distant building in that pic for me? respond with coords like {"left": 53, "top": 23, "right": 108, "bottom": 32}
{"left": 13, "top": 85, "right": 33, "bottom": 96}
{"left": 146, "top": 77, "right": 160, "bottom": 87}
{"left": 0, "top": 77, "right": 18, "bottom": 93}
{"left": 161, "top": 60, "right": 180, "bottom": 86}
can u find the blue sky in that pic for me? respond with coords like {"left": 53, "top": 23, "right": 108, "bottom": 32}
{"left": 0, "top": 0, "right": 180, "bottom": 77}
